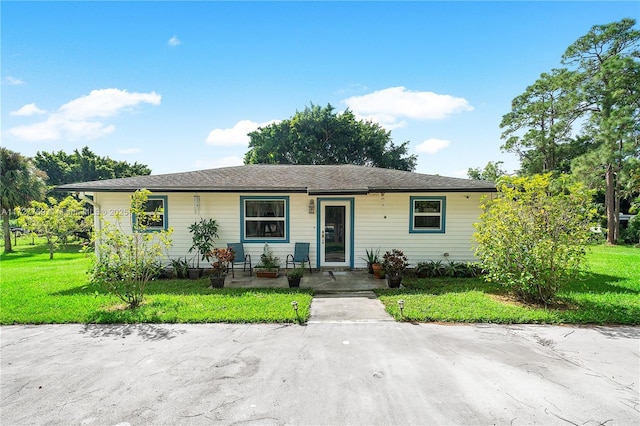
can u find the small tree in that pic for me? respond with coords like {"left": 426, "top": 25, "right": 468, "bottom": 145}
{"left": 188, "top": 218, "right": 219, "bottom": 268}
{"left": 15, "top": 196, "right": 87, "bottom": 259}
{"left": 90, "top": 189, "right": 173, "bottom": 308}
{"left": 473, "top": 174, "right": 594, "bottom": 305}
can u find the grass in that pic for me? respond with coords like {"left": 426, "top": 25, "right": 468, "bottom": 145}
{"left": 2, "top": 238, "right": 638, "bottom": 325}
{"left": 0, "top": 238, "right": 312, "bottom": 324}
{"left": 377, "top": 245, "right": 640, "bottom": 324}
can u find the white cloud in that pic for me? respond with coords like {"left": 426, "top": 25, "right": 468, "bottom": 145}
{"left": 11, "top": 103, "right": 46, "bottom": 116}
{"left": 117, "top": 148, "right": 142, "bottom": 155}
{"left": 343, "top": 86, "right": 473, "bottom": 128}
{"left": 194, "top": 156, "right": 244, "bottom": 169}
{"left": 6, "top": 76, "right": 25, "bottom": 85}
{"left": 206, "top": 119, "right": 279, "bottom": 146}
{"left": 167, "top": 35, "right": 181, "bottom": 47}
{"left": 8, "top": 88, "right": 161, "bottom": 142}
{"left": 416, "top": 138, "right": 451, "bottom": 154}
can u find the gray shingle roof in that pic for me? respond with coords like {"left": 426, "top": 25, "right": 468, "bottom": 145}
{"left": 56, "top": 164, "right": 496, "bottom": 194}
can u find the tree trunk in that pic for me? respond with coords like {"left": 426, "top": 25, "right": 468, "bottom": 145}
{"left": 2, "top": 211, "right": 12, "bottom": 253}
{"left": 605, "top": 164, "right": 617, "bottom": 245}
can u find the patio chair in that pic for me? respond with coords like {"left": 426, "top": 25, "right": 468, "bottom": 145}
{"left": 227, "top": 243, "right": 252, "bottom": 278}
{"left": 286, "top": 242, "right": 312, "bottom": 274}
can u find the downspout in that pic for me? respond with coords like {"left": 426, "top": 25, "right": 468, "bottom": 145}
{"left": 78, "top": 192, "right": 101, "bottom": 255}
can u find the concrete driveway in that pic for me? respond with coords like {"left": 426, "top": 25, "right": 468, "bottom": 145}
{"left": 1, "top": 323, "right": 638, "bottom": 425}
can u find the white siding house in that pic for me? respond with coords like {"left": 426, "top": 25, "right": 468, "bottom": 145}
{"left": 58, "top": 165, "right": 496, "bottom": 269}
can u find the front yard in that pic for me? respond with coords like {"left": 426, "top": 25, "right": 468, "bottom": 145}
{"left": 0, "top": 241, "right": 312, "bottom": 324}
{"left": 1, "top": 240, "right": 638, "bottom": 325}
{"left": 377, "top": 245, "right": 640, "bottom": 324}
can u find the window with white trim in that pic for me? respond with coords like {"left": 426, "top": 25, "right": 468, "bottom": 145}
{"left": 410, "top": 196, "right": 445, "bottom": 233}
{"left": 241, "top": 197, "right": 288, "bottom": 242}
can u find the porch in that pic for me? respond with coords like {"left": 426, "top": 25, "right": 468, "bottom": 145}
{"left": 220, "top": 269, "right": 389, "bottom": 292}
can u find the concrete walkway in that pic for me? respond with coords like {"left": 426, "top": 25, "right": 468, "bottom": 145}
{"left": 309, "top": 291, "right": 395, "bottom": 323}
{"left": 228, "top": 270, "right": 397, "bottom": 323}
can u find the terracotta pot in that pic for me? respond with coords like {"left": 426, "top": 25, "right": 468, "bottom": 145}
{"left": 372, "top": 263, "right": 383, "bottom": 279}
{"left": 255, "top": 268, "right": 279, "bottom": 278}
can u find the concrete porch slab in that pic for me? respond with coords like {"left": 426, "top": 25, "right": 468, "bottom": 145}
{"left": 221, "top": 269, "right": 390, "bottom": 292}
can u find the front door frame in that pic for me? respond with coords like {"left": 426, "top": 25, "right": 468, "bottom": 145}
{"left": 316, "top": 197, "right": 355, "bottom": 269}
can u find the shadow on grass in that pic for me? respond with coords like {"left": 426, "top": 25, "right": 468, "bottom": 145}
{"left": 565, "top": 272, "right": 638, "bottom": 295}
{"left": 53, "top": 280, "right": 314, "bottom": 297}
{"left": 388, "top": 277, "right": 505, "bottom": 296}
{"left": 393, "top": 272, "right": 637, "bottom": 296}
{"left": 553, "top": 297, "right": 640, "bottom": 325}
{"left": 0, "top": 243, "right": 86, "bottom": 262}
{"left": 79, "top": 323, "right": 187, "bottom": 340}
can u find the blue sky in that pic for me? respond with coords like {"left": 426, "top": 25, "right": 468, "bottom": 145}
{"left": 2, "top": 1, "right": 638, "bottom": 178}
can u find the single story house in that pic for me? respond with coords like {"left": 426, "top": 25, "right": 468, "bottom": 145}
{"left": 57, "top": 164, "right": 496, "bottom": 269}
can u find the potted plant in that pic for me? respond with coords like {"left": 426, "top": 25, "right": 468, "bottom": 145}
{"left": 208, "top": 247, "right": 234, "bottom": 288}
{"left": 382, "top": 249, "right": 409, "bottom": 288}
{"left": 361, "top": 248, "right": 380, "bottom": 274}
{"left": 255, "top": 243, "right": 280, "bottom": 278}
{"left": 286, "top": 264, "right": 305, "bottom": 288}
{"left": 188, "top": 218, "right": 219, "bottom": 279}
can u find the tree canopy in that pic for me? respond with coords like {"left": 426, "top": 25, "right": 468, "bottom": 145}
{"left": 467, "top": 161, "right": 507, "bottom": 182}
{"left": 499, "top": 18, "right": 639, "bottom": 244}
{"left": 33, "top": 146, "right": 152, "bottom": 188}
{"left": 244, "top": 104, "right": 417, "bottom": 171}
{"left": 1, "top": 148, "right": 47, "bottom": 253}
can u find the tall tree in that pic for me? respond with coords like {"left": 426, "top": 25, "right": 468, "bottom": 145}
{"left": 244, "top": 104, "right": 417, "bottom": 171}
{"left": 562, "top": 18, "right": 640, "bottom": 244}
{"left": 33, "top": 146, "right": 152, "bottom": 188}
{"left": 500, "top": 68, "right": 582, "bottom": 175}
{"left": 467, "top": 161, "right": 507, "bottom": 181}
{"left": 0, "top": 148, "right": 47, "bottom": 253}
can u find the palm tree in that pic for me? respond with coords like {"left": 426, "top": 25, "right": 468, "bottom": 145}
{"left": 1, "top": 148, "right": 47, "bottom": 253}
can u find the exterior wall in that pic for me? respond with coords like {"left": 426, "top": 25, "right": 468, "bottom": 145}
{"left": 92, "top": 190, "right": 491, "bottom": 269}
{"left": 352, "top": 192, "right": 487, "bottom": 268}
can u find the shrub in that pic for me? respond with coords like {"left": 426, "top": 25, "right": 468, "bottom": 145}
{"left": 620, "top": 215, "right": 640, "bottom": 245}
{"left": 89, "top": 189, "right": 173, "bottom": 308}
{"left": 414, "top": 260, "right": 483, "bottom": 278}
{"left": 473, "top": 174, "right": 595, "bottom": 306}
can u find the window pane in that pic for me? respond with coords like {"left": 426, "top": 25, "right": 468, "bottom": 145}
{"left": 415, "top": 200, "right": 440, "bottom": 213}
{"left": 141, "top": 214, "right": 164, "bottom": 228}
{"left": 414, "top": 216, "right": 440, "bottom": 229}
{"left": 245, "top": 220, "right": 285, "bottom": 238}
{"left": 246, "top": 200, "right": 285, "bottom": 218}
{"left": 145, "top": 199, "right": 164, "bottom": 213}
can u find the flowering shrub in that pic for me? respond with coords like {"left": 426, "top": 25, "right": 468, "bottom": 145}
{"left": 89, "top": 189, "right": 173, "bottom": 308}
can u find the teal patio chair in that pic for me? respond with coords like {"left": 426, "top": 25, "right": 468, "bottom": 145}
{"left": 227, "top": 243, "right": 252, "bottom": 277}
{"left": 286, "top": 242, "right": 312, "bottom": 274}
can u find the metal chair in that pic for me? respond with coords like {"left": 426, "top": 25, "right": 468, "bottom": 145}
{"left": 227, "top": 243, "right": 252, "bottom": 277}
{"left": 286, "top": 242, "right": 312, "bottom": 274}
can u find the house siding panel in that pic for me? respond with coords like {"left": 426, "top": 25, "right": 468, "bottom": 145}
{"left": 92, "top": 190, "right": 489, "bottom": 268}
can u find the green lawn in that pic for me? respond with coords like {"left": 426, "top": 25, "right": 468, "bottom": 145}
{"left": 2, "top": 239, "right": 638, "bottom": 325}
{"left": 0, "top": 240, "right": 312, "bottom": 324}
{"left": 377, "top": 245, "right": 640, "bottom": 324}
